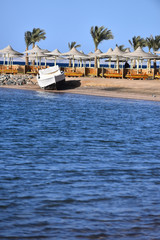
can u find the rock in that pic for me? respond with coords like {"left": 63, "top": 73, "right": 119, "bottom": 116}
{"left": 0, "top": 74, "right": 37, "bottom": 85}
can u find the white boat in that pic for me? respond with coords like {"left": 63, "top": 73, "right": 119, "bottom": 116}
{"left": 37, "top": 65, "right": 65, "bottom": 90}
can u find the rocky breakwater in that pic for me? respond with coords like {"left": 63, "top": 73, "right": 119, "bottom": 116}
{"left": 0, "top": 74, "right": 37, "bottom": 86}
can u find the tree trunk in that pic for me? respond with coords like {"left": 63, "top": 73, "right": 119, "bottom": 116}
{"left": 94, "top": 56, "right": 97, "bottom": 68}
{"left": 69, "top": 59, "right": 71, "bottom": 67}
{"left": 153, "top": 58, "right": 157, "bottom": 79}
{"left": 94, "top": 47, "right": 97, "bottom": 68}
{"left": 133, "top": 59, "right": 136, "bottom": 68}
{"left": 32, "top": 43, "right": 35, "bottom": 66}
{"left": 25, "top": 47, "right": 29, "bottom": 66}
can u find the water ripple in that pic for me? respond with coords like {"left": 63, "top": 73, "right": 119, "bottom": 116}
{"left": 0, "top": 88, "right": 160, "bottom": 239}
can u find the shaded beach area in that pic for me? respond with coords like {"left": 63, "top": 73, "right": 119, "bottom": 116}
{"left": 1, "top": 76, "right": 160, "bottom": 102}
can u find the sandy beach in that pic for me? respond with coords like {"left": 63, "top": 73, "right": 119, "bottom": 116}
{"left": 1, "top": 76, "right": 160, "bottom": 102}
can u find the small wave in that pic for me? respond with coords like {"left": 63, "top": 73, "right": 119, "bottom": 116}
{"left": 35, "top": 91, "right": 58, "bottom": 99}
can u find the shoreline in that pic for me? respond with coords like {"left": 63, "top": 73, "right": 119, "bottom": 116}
{"left": 1, "top": 77, "right": 160, "bottom": 102}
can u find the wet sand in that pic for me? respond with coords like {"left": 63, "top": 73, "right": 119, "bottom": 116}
{"left": 1, "top": 77, "right": 160, "bottom": 102}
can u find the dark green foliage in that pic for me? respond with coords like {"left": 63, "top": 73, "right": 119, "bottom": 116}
{"left": 90, "top": 26, "right": 114, "bottom": 51}
{"left": 128, "top": 36, "right": 146, "bottom": 50}
{"left": 68, "top": 41, "right": 81, "bottom": 50}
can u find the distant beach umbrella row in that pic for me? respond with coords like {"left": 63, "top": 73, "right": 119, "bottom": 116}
{"left": 0, "top": 44, "right": 160, "bottom": 70}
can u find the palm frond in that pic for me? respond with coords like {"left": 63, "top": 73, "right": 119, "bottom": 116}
{"left": 68, "top": 42, "right": 71, "bottom": 49}
{"left": 24, "top": 31, "right": 32, "bottom": 48}
{"left": 68, "top": 41, "right": 81, "bottom": 50}
{"left": 90, "top": 25, "right": 114, "bottom": 51}
{"left": 116, "top": 44, "right": 128, "bottom": 52}
{"left": 154, "top": 35, "right": 160, "bottom": 51}
{"left": 128, "top": 36, "right": 146, "bottom": 50}
{"left": 74, "top": 44, "right": 81, "bottom": 48}
{"left": 31, "top": 28, "right": 46, "bottom": 45}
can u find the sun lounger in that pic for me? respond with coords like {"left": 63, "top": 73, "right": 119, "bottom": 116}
{"left": 26, "top": 71, "right": 38, "bottom": 75}
{"left": 125, "top": 73, "right": 149, "bottom": 80}
{"left": 64, "top": 72, "right": 84, "bottom": 77}
{"left": 0, "top": 69, "right": 18, "bottom": 74}
{"left": 155, "top": 73, "right": 160, "bottom": 79}
{"left": 101, "top": 73, "right": 123, "bottom": 78}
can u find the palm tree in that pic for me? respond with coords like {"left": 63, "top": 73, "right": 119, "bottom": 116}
{"left": 24, "top": 31, "right": 32, "bottom": 65}
{"left": 153, "top": 35, "right": 160, "bottom": 73}
{"left": 116, "top": 44, "right": 129, "bottom": 52}
{"left": 68, "top": 41, "right": 81, "bottom": 50}
{"left": 68, "top": 41, "right": 81, "bottom": 67}
{"left": 151, "top": 35, "right": 160, "bottom": 52}
{"left": 128, "top": 36, "right": 146, "bottom": 68}
{"left": 128, "top": 36, "right": 146, "bottom": 50}
{"left": 31, "top": 28, "right": 46, "bottom": 48}
{"left": 145, "top": 35, "right": 154, "bottom": 73}
{"left": 154, "top": 35, "right": 160, "bottom": 51}
{"left": 90, "top": 26, "right": 114, "bottom": 67}
{"left": 146, "top": 35, "right": 160, "bottom": 73}
{"left": 30, "top": 28, "right": 46, "bottom": 65}
{"left": 145, "top": 35, "right": 154, "bottom": 53}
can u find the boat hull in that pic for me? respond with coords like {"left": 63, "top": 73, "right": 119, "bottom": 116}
{"left": 37, "top": 66, "right": 65, "bottom": 90}
{"left": 43, "top": 79, "right": 65, "bottom": 90}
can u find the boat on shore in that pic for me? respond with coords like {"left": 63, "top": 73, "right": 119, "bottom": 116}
{"left": 37, "top": 66, "right": 65, "bottom": 90}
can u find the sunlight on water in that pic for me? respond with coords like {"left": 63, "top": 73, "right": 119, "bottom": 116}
{"left": 35, "top": 91, "right": 59, "bottom": 99}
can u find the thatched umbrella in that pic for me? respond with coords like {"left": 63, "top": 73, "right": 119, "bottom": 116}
{"left": 124, "top": 46, "right": 159, "bottom": 73}
{"left": 125, "top": 48, "right": 131, "bottom": 53}
{"left": 74, "top": 52, "right": 90, "bottom": 67}
{"left": 100, "top": 48, "right": 113, "bottom": 68}
{"left": 61, "top": 47, "right": 88, "bottom": 68}
{"left": 45, "top": 49, "right": 62, "bottom": 66}
{"left": 103, "top": 46, "right": 125, "bottom": 71}
{"left": 89, "top": 49, "right": 103, "bottom": 68}
{"left": 24, "top": 45, "right": 46, "bottom": 66}
{"left": 0, "top": 45, "right": 23, "bottom": 66}
{"left": 99, "top": 48, "right": 113, "bottom": 57}
{"left": 154, "top": 50, "right": 160, "bottom": 70}
{"left": 28, "top": 52, "right": 48, "bottom": 66}
{"left": 8, "top": 54, "right": 23, "bottom": 66}
{"left": 87, "top": 52, "right": 94, "bottom": 67}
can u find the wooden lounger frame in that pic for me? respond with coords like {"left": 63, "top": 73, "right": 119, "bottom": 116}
{"left": 125, "top": 74, "right": 149, "bottom": 80}
{"left": 64, "top": 72, "right": 84, "bottom": 77}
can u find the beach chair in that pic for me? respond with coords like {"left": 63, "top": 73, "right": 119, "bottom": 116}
{"left": 125, "top": 73, "right": 149, "bottom": 80}
{"left": 64, "top": 72, "right": 84, "bottom": 77}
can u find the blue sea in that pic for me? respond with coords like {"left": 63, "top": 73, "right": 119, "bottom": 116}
{"left": 0, "top": 88, "right": 160, "bottom": 240}
{"left": 0, "top": 60, "right": 156, "bottom": 68}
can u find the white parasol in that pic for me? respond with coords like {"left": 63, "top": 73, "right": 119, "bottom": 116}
{"left": 124, "top": 46, "right": 157, "bottom": 59}
{"left": 0, "top": 45, "right": 23, "bottom": 66}
{"left": 99, "top": 48, "right": 113, "bottom": 68}
{"left": 124, "top": 46, "right": 159, "bottom": 72}
{"left": 24, "top": 45, "right": 47, "bottom": 66}
{"left": 45, "top": 49, "right": 62, "bottom": 66}
{"left": 89, "top": 49, "right": 103, "bottom": 68}
{"left": 61, "top": 47, "right": 88, "bottom": 68}
{"left": 106, "top": 46, "right": 126, "bottom": 70}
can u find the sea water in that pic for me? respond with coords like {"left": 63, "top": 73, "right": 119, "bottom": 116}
{"left": 0, "top": 88, "right": 160, "bottom": 239}
{"left": 0, "top": 60, "right": 157, "bottom": 68}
